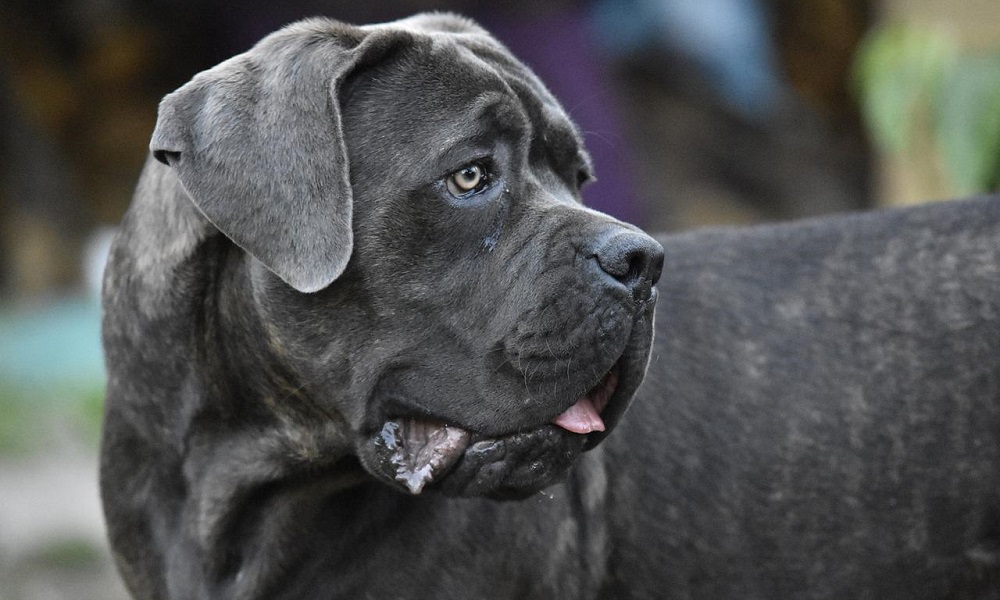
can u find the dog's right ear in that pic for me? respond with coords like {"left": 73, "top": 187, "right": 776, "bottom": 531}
{"left": 150, "top": 21, "right": 406, "bottom": 293}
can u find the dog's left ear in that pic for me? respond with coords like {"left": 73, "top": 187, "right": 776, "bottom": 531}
{"left": 150, "top": 22, "right": 401, "bottom": 293}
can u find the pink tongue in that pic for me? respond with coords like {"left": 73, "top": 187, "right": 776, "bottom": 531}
{"left": 552, "top": 396, "right": 606, "bottom": 434}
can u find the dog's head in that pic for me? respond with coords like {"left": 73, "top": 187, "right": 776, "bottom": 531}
{"left": 149, "top": 13, "right": 662, "bottom": 500}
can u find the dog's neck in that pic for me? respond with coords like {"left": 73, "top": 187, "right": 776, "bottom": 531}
{"left": 114, "top": 162, "right": 377, "bottom": 596}
{"left": 179, "top": 243, "right": 366, "bottom": 559}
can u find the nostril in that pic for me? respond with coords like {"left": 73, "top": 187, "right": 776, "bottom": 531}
{"left": 623, "top": 250, "right": 645, "bottom": 284}
{"left": 592, "top": 230, "right": 664, "bottom": 301}
{"left": 620, "top": 252, "right": 653, "bottom": 302}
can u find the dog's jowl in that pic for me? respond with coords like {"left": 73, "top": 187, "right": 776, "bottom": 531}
{"left": 102, "top": 11, "right": 1000, "bottom": 600}
{"left": 102, "top": 13, "right": 661, "bottom": 600}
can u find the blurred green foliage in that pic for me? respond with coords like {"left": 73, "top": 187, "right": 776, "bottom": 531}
{"left": 0, "top": 382, "right": 104, "bottom": 455}
{"left": 27, "top": 537, "right": 106, "bottom": 569}
{"left": 0, "top": 386, "right": 38, "bottom": 454}
{"left": 855, "top": 23, "right": 1000, "bottom": 196}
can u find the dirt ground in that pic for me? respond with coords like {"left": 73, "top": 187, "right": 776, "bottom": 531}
{"left": 0, "top": 452, "right": 129, "bottom": 600}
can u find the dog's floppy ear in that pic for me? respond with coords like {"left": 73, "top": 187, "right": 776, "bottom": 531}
{"left": 150, "top": 22, "right": 399, "bottom": 293}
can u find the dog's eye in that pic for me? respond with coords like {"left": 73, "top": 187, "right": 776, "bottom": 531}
{"left": 447, "top": 164, "right": 488, "bottom": 197}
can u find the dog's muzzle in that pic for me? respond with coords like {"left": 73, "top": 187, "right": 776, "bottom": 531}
{"left": 357, "top": 226, "right": 663, "bottom": 499}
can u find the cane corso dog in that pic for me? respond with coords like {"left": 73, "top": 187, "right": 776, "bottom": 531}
{"left": 101, "top": 12, "right": 1000, "bottom": 600}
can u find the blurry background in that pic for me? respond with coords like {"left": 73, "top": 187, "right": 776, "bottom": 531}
{"left": 1, "top": 1, "right": 999, "bottom": 598}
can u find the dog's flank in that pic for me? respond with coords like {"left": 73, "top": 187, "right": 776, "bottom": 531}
{"left": 607, "top": 196, "right": 1000, "bottom": 598}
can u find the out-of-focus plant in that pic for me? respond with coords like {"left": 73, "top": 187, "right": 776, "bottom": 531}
{"left": 855, "top": 24, "right": 1000, "bottom": 196}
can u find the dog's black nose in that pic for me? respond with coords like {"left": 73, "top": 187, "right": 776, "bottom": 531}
{"left": 592, "top": 229, "right": 664, "bottom": 302}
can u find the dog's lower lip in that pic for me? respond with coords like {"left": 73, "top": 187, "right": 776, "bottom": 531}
{"left": 375, "top": 419, "right": 471, "bottom": 494}
{"left": 372, "top": 359, "right": 626, "bottom": 491}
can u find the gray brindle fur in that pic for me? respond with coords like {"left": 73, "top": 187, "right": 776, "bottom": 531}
{"left": 101, "top": 13, "right": 1000, "bottom": 600}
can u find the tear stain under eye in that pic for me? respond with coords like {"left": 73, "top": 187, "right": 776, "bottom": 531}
{"left": 480, "top": 190, "right": 509, "bottom": 252}
{"left": 481, "top": 226, "right": 502, "bottom": 252}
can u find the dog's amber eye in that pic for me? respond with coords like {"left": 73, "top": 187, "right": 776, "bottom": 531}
{"left": 447, "top": 164, "right": 485, "bottom": 196}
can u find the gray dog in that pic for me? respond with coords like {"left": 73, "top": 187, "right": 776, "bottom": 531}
{"left": 100, "top": 12, "right": 1000, "bottom": 600}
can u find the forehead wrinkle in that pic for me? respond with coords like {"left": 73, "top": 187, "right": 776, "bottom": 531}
{"left": 456, "top": 42, "right": 586, "bottom": 154}
{"left": 395, "top": 39, "right": 535, "bottom": 166}
{"left": 451, "top": 40, "right": 588, "bottom": 173}
{"left": 461, "top": 41, "right": 580, "bottom": 129}
{"left": 501, "top": 75, "right": 590, "bottom": 178}
{"left": 433, "top": 91, "right": 524, "bottom": 148}
{"left": 392, "top": 30, "right": 570, "bottom": 160}
{"left": 349, "top": 30, "right": 584, "bottom": 179}
{"left": 449, "top": 42, "right": 534, "bottom": 123}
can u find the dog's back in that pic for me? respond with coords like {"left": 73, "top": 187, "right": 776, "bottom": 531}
{"left": 604, "top": 195, "right": 1000, "bottom": 599}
